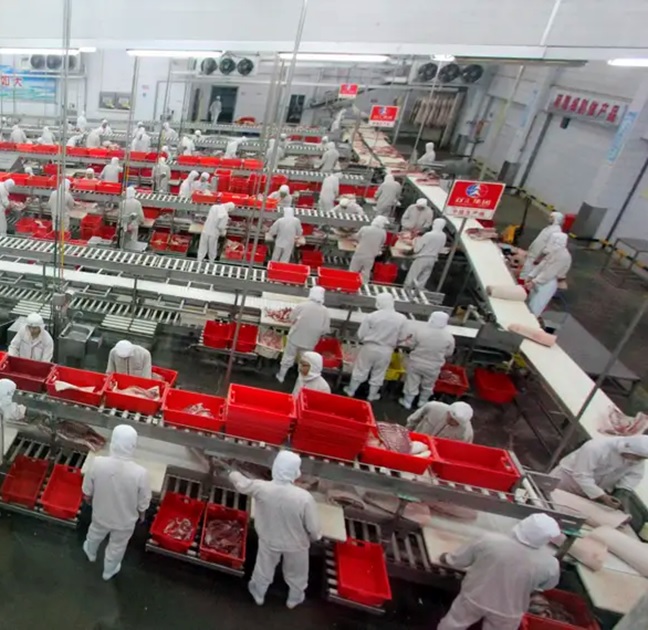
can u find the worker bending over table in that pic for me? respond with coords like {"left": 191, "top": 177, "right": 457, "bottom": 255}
{"left": 407, "top": 401, "right": 474, "bottom": 442}
{"left": 106, "top": 340, "right": 152, "bottom": 378}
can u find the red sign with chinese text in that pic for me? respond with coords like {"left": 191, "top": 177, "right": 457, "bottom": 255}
{"left": 446, "top": 180, "right": 506, "bottom": 220}
{"left": 339, "top": 83, "right": 359, "bottom": 99}
{"left": 548, "top": 89, "right": 626, "bottom": 126}
{"left": 369, "top": 105, "right": 400, "bottom": 128}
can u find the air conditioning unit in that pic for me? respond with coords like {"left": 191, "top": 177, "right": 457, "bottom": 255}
{"left": 408, "top": 60, "right": 484, "bottom": 85}
{"left": 198, "top": 55, "right": 259, "bottom": 78}
{"left": 17, "top": 54, "right": 83, "bottom": 75}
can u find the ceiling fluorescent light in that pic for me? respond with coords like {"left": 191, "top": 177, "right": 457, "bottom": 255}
{"left": 278, "top": 53, "right": 389, "bottom": 63}
{"left": 608, "top": 58, "right": 648, "bottom": 67}
{"left": 127, "top": 50, "right": 221, "bottom": 58}
{"left": 0, "top": 48, "right": 80, "bottom": 55}
{"left": 432, "top": 54, "right": 455, "bottom": 62}
{"left": 79, "top": 47, "right": 97, "bottom": 53}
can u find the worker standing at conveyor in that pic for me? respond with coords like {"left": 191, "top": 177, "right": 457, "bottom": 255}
{"left": 374, "top": 174, "right": 401, "bottom": 217}
{"left": 38, "top": 126, "right": 55, "bottom": 145}
{"left": 526, "top": 232, "right": 571, "bottom": 317}
{"left": 277, "top": 286, "right": 330, "bottom": 383}
{"left": 152, "top": 157, "right": 171, "bottom": 192}
{"left": 520, "top": 212, "right": 564, "bottom": 278}
{"left": 404, "top": 218, "right": 447, "bottom": 290}
{"left": 9, "top": 313, "right": 54, "bottom": 362}
{"left": 344, "top": 294, "right": 407, "bottom": 401}
{"left": 266, "top": 133, "right": 287, "bottom": 164}
{"left": 100, "top": 157, "right": 123, "bottom": 183}
{"left": 76, "top": 110, "right": 87, "bottom": 131}
{"left": 228, "top": 450, "right": 321, "bottom": 609}
{"left": 120, "top": 186, "right": 145, "bottom": 247}
{"left": 48, "top": 179, "right": 75, "bottom": 232}
{"left": 401, "top": 198, "right": 434, "bottom": 233}
{"left": 197, "top": 202, "right": 233, "bottom": 263}
{"left": 86, "top": 127, "right": 102, "bottom": 148}
{"left": 67, "top": 133, "right": 85, "bottom": 147}
{"left": 0, "top": 178, "right": 15, "bottom": 236}
{"left": 437, "top": 514, "right": 561, "bottom": 630}
{"left": 131, "top": 128, "right": 151, "bottom": 152}
{"left": 84, "top": 168, "right": 97, "bottom": 180}
{"left": 97, "top": 119, "right": 113, "bottom": 138}
{"left": 406, "top": 401, "right": 474, "bottom": 442}
{"left": 551, "top": 436, "right": 648, "bottom": 509}
{"left": 292, "top": 351, "right": 331, "bottom": 397}
{"left": 106, "top": 340, "right": 152, "bottom": 378}
{"left": 9, "top": 124, "right": 27, "bottom": 144}
{"left": 318, "top": 172, "right": 341, "bottom": 212}
{"left": 400, "top": 311, "right": 455, "bottom": 410}
{"left": 197, "top": 172, "right": 211, "bottom": 192}
{"left": 0, "top": 379, "right": 26, "bottom": 423}
{"left": 315, "top": 142, "right": 340, "bottom": 173}
{"left": 161, "top": 121, "right": 178, "bottom": 144}
{"left": 178, "top": 170, "right": 199, "bottom": 198}
{"left": 416, "top": 141, "right": 437, "bottom": 168}
{"left": 82, "top": 424, "right": 152, "bottom": 581}
{"left": 348, "top": 216, "right": 389, "bottom": 283}
{"left": 209, "top": 96, "right": 222, "bottom": 123}
{"left": 181, "top": 134, "right": 196, "bottom": 156}
{"left": 268, "top": 207, "right": 303, "bottom": 263}
{"left": 268, "top": 185, "right": 293, "bottom": 208}
{"left": 332, "top": 197, "right": 364, "bottom": 215}
{"left": 224, "top": 136, "right": 246, "bottom": 158}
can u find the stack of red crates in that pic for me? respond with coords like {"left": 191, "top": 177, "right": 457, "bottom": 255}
{"left": 292, "top": 390, "right": 375, "bottom": 460}
{"left": 80, "top": 214, "right": 103, "bottom": 240}
{"left": 314, "top": 337, "right": 343, "bottom": 369}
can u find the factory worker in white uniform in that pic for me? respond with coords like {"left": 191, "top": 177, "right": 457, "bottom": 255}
{"left": 268, "top": 207, "right": 303, "bottom": 263}
{"left": 224, "top": 136, "right": 246, "bottom": 158}
{"left": 551, "top": 436, "right": 648, "bottom": 509}
{"left": 85, "top": 168, "right": 97, "bottom": 181}
{"left": 76, "top": 110, "right": 87, "bottom": 131}
{"left": 67, "top": 133, "right": 84, "bottom": 147}
{"left": 0, "top": 379, "right": 26, "bottom": 423}
{"left": 9, "top": 124, "right": 27, "bottom": 144}
{"left": 82, "top": 424, "right": 151, "bottom": 581}
{"left": 161, "top": 121, "right": 178, "bottom": 144}
{"left": 348, "top": 216, "right": 389, "bottom": 283}
{"left": 197, "top": 202, "right": 233, "bottom": 263}
{"left": 178, "top": 170, "right": 199, "bottom": 198}
{"left": 48, "top": 179, "right": 75, "bottom": 231}
{"left": 526, "top": 232, "right": 571, "bottom": 316}
{"left": 38, "top": 126, "right": 55, "bottom": 145}
{"left": 0, "top": 178, "right": 15, "bottom": 235}
{"left": 268, "top": 185, "right": 293, "bottom": 208}
{"left": 152, "top": 157, "right": 171, "bottom": 193}
{"left": 520, "top": 212, "right": 564, "bottom": 278}
{"left": 209, "top": 96, "right": 222, "bottom": 123}
{"left": 330, "top": 109, "right": 345, "bottom": 133}
{"left": 417, "top": 141, "right": 437, "bottom": 167}
{"left": 292, "top": 351, "right": 331, "bottom": 397}
{"left": 131, "top": 128, "right": 151, "bottom": 152}
{"left": 120, "top": 186, "right": 145, "bottom": 246}
{"left": 345, "top": 294, "right": 407, "bottom": 401}
{"left": 100, "top": 157, "right": 123, "bottom": 183}
{"left": 407, "top": 401, "right": 474, "bottom": 442}
{"left": 401, "top": 198, "right": 434, "bottom": 233}
{"left": 181, "top": 135, "right": 196, "bottom": 156}
{"left": 86, "top": 128, "right": 102, "bottom": 149}
{"left": 9, "top": 313, "right": 54, "bottom": 362}
{"left": 196, "top": 172, "right": 211, "bottom": 192}
{"left": 438, "top": 514, "right": 560, "bottom": 630}
{"left": 229, "top": 450, "right": 321, "bottom": 609}
{"left": 404, "top": 218, "right": 447, "bottom": 290}
{"left": 374, "top": 174, "right": 402, "bottom": 216}
{"left": 318, "top": 172, "right": 340, "bottom": 212}
{"left": 266, "top": 134, "right": 287, "bottom": 164}
{"left": 97, "top": 119, "right": 113, "bottom": 137}
{"left": 400, "top": 311, "right": 455, "bottom": 410}
{"left": 277, "top": 286, "right": 331, "bottom": 383}
{"left": 333, "top": 197, "right": 364, "bottom": 215}
{"left": 315, "top": 142, "right": 340, "bottom": 173}
{"left": 106, "top": 340, "right": 152, "bottom": 379}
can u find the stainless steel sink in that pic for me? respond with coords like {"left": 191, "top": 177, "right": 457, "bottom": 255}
{"left": 59, "top": 323, "right": 96, "bottom": 359}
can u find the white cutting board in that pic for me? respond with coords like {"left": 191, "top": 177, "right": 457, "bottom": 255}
{"left": 422, "top": 526, "right": 470, "bottom": 564}
{"left": 578, "top": 564, "right": 648, "bottom": 614}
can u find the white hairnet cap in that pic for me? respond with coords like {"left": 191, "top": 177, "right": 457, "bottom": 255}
{"left": 26, "top": 313, "right": 44, "bottom": 327}
{"left": 416, "top": 198, "right": 428, "bottom": 207}
{"left": 279, "top": 184, "right": 290, "bottom": 194}
{"left": 86, "top": 167, "right": 95, "bottom": 175}
{"left": 200, "top": 171, "right": 209, "bottom": 180}
{"left": 321, "top": 135, "right": 329, "bottom": 143}
{"left": 194, "top": 130, "right": 202, "bottom": 137}
{"left": 283, "top": 207, "right": 295, "bottom": 219}
{"left": 425, "top": 142, "right": 435, "bottom": 152}
{"left": 309, "top": 286, "right": 326, "bottom": 303}
{"left": 513, "top": 513, "right": 560, "bottom": 549}
{"left": 371, "top": 216, "right": 389, "bottom": 228}
{"left": 272, "top": 450, "right": 301, "bottom": 483}
{"left": 158, "top": 157, "right": 167, "bottom": 165}
{"left": 224, "top": 202, "right": 235, "bottom": 212}
{"left": 111, "top": 157, "right": 119, "bottom": 165}
{"left": 188, "top": 170, "right": 199, "bottom": 180}
{"left": 432, "top": 218, "right": 446, "bottom": 232}
{"left": 101, "top": 119, "right": 108, "bottom": 124}
{"left": 280, "top": 133, "right": 287, "bottom": 140}
{"left": 110, "top": 424, "right": 138, "bottom": 459}
{"left": 4, "top": 178, "right": 15, "bottom": 191}
{"left": 327, "top": 142, "right": 336, "bottom": 150}
{"left": 617, "top": 435, "right": 648, "bottom": 457}
{"left": 384, "top": 174, "right": 395, "bottom": 183}
{"left": 300, "top": 351, "right": 323, "bottom": 378}
{"left": 375, "top": 293, "right": 395, "bottom": 311}
{"left": 126, "top": 186, "right": 136, "bottom": 199}
{"left": 114, "top": 340, "right": 135, "bottom": 359}
{"left": 428, "top": 311, "right": 449, "bottom": 328}
{"left": 0, "top": 378, "right": 17, "bottom": 405}
{"left": 551, "top": 212, "right": 565, "bottom": 226}
{"left": 449, "top": 401, "right": 474, "bottom": 426}
{"left": 339, "top": 198, "right": 350, "bottom": 207}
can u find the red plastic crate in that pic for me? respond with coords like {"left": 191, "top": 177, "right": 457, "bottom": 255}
{"left": 67, "top": 147, "right": 88, "bottom": 157}
{"left": 521, "top": 590, "right": 600, "bottom": 630}
{"left": 233, "top": 324, "right": 258, "bottom": 354}
{"left": 317, "top": 267, "right": 363, "bottom": 293}
{"left": 150, "top": 231, "right": 170, "bottom": 251}
{"left": 15, "top": 217, "right": 36, "bottom": 234}
{"left": 242, "top": 159, "right": 264, "bottom": 171}
{"left": 103, "top": 373, "right": 167, "bottom": 415}
{"left": 150, "top": 492, "right": 205, "bottom": 554}
{"left": 16, "top": 143, "right": 33, "bottom": 153}
{"left": 300, "top": 249, "right": 324, "bottom": 269}
{"left": 73, "top": 179, "right": 98, "bottom": 192}
{"left": 88, "top": 148, "right": 109, "bottom": 158}
{"left": 267, "top": 261, "right": 309, "bottom": 285}
{"left": 0, "top": 356, "right": 54, "bottom": 392}
{"left": 224, "top": 243, "right": 267, "bottom": 264}
{"left": 296, "top": 389, "right": 374, "bottom": 431}
{"left": 192, "top": 191, "right": 218, "bottom": 204}
{"left": 26, "top": 175, "right": 56, "bottom": 188}
{"left": 291, "top": 431, "right": 366, "bottom": 461}
{"left": 168, "top": 234, "right": 191, "bottom": 254}
{"left": 314, "top": 337, "right": 343, "bottom": 369}
{"left": 152, "top": 366, "right": 178, "bottom": 387}
{"left": 0, "top": 142, "right": 17, "bottom": 151}
{"left": 46, "top": 366, "right": 107, "bottom": 406}
{"left": 562, "top": 214, "right": 577, "bottom": 234}
{"left": 335, "top": 539, "right": 392, "bottom": 606}
{"left": 40, "top": 464, "right": 83, "bottom": 520}
{"left": 203, "top": 321, "right": 234, "bottom": 349}
{"left": 474, "top": 368, "right": 517, "bottom": 404}
{"left": 1, "top": 455, "right": 49, "bottom": 508}
{"left": 372, "top": 262, "right": 398, "bottom": 284}
{"left": 163, "top": 389, "right": 225, "bottom": 433}
{"left": 429, "top": 437, "right": 522, "bottom": 492}
{"left": 96, "top": 182, "right": 121, "bottom": 194}
{"left": 199, "top": 504, "right": 249, "bottom": 568}
{"left": 220, "top": 158, "right": 243, "bottom": 169}
{"left": 434, "top": 364, "right": 469, "bottom": 397}
{"left": 360, "top": 432, "right": 435, "bottom": 474}
{"left": 143, "top": 207, "right": 161, "bottom": 220}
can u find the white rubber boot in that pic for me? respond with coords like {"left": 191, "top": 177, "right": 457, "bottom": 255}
{"left": 367, "top": 386, "right": 381, "bottom": 402}
{"left": 344, "top": 379, "right": 361, "bottom": 397}
{"left": 398, "top": 395, "right": 414, "bottom": 410}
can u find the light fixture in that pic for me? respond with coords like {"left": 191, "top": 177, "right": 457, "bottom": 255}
{"left": 608, "top": 58, "right": 648, "bottom": 67}
{"left": 0, "top": 47, "right": 81, "bottom": 56}
{"left": 127, "top": 49, "right": 222, "bottom": 58}
{"left": 278, "top": 53, "right": 390, "bottom": 63}
{"left": 79, "top": 47, "right": 97, "bottom": 53}
{"left": 432, "top": 54, "right": 455, "bottom": 62}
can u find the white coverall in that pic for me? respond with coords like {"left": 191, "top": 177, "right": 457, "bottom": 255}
{"left": 404, "top": 218, "right": 447, "bottom": 290}
{"left": 9, "top": 323, "right": 54, "bottom": 362}
{"left": 269, "top": 207, "right": 303, "bottom": 263}
{"left": 316, "top": 142, "right": 340, "bottom": 173}
{"left": 39, "top": 126, "right": 55, "bottom": 144}
{"left": 439, "top": 514, "right": 561, "bottom": 630}
{"left": 76, "top": 111, "right": 87, "bottom": 131}
{"left": 278, "top": 287, "right": 331, "bottom": 381}
{"left": 9, "top": 125, "right": 27, "bottom": 144}
{"left": 401, "top": 202, "right": 434, "bottom": 233}
{"left": 153, "top": 158, "right": 171, "bottom": 192}
{"left": 224, "top": 137, "right": 245, "bottom": 158}
{"left": 349, "top": 217, "right": 388, "bottom": 283}
{"left": 269, "top": 188, "right": 293, "bottom": 208}
{"left": 417, "top": 142, "right": 437, "bottom": 167}
{"left": 82, "top": 425, "right": 152, "bottom": 580}
{"left": 97, "top": 122, "right": 113, "bottom": 137}
{"left": 161, "top": 122, "right": 178, "bottom": 144}
{"left": 527, "top": 233, "right": 571, "bottom": 316}
{"left": 106, "top": 343, "right": 152, "bottom": 378}
{"left": 86, "top": 129, "right": 102, "bottom": 148}
{"left": 0, "top": 379, "right": 26, "bottom": 424}
{"left": 266, "top": 137, "right": 287, "bottom": 164}
{"left": 229, "top": 451, "right": 321, "bottom": 608}
{"left": 374, "top": 175, "right": 402, "bottom": 216}
{"left": 48, "top": 182, "right": 75, "bottom": 232}
{"left": 520, "top": 212, "right": 564, "bottom": 278}
{"left": 551, "top": 436, "right": 648, "bottom": 499}
{"left": 346, "top": 293, "right": 407, "bottom": 400}
{"left": 198, "top": 203, "right": 231, "bottom": 263}
{"left": 333, "top": 199, "right": 364, "bottom": 215}
{"left": 131, "top": 130, "right": 151, "bottom": 152}
{"left": 0, "top": 179, "right": 14, "bottom": 235}
{"left": 120, "top": 188, "right": 144, "bottom": 246}
{"left": 318, "top": 173, "right": 340, "bottom": 212}
{"left": 179, "top": 171, "right": 199, "bottom": 198}
{"left": 100, "top": 158, "right": 123, "bottom": 183}
{"left": 406, "top": 401, "right": 474, "bottom": 442}
{"left": 292, "top": 351, "right": 331, "bottom": 397}
{"left": 401, "top": 312, "right": 455, "bottom": 408}
{"left": 209, "top": 98, "right": 222, "bottom": 123}
{"left": 181, "top": 135, "right": 196, "bottom": 156}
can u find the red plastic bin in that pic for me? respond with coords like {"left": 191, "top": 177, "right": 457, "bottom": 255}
{"left": 429, "top": 437, "right": 522, "bottom": 492}
{"left": 335, "top": 539, "right": 392, "bottom": 606}
{"left": 169, "top": 234, "right": 191, "bottom": 254}
{"left": 203, "top": 321, "right": 234, "bottom": 349}
{"left": 15, "top": 217, "right": 36, "bottom": 234}
{"left": 0, "top": 356, "right": 54, "bottom": 392}
{"left": 474, "top": 367, "right": 517, "bottom": 404}
{"left": 360, "top": 432, "right": 435, "bottom": 475}
{"left": 317, "top": 267, "right": 363, "bottom": 293}
{"left": 163, "top": 389, "right": 225, "bottom": 433}
{"left": 521, "top": 589, "right": 600, "bottom": 630}
{"left": 372, "top": 262, "right": 398, "bottom": 284}
{"left": 300, "top": 249, "right": 324, "bottom": 269}
{"left": 46, "top": 366, "right": 108, "bottom": 406}
{"left": 562, "top": 214, "right": 577, "bottom": 234}
{"left": 314, "top": 337, "right": 343, "bottom": 369}
{"left": 1, "top": 455, "right": 49, "bottom": 508}
{"left": 104, "top": 373, "right": 167, "bottom": 415}
{"left": 296, "top": 389, "right": 374, "bottom": 430}
{"left": 291, "top": 432, "right": 367, "bottom": 461}
{"left": 152, "top": 365, "right": 178, "bottom": 387}
{"left": 234, "top": 324, "right": 258, "bottom": 354}
{"left": 267, "top": 261, "right": 309, "bottom": 285}
{"left": 150, "top": 492, "right": 205, "bottom": 553}
{"left": 199, "top": 503, "right": 249, "bottom": 568}
{"left": 96, "top": 182, "right": 121, "bottom": 194}
{"left": 150, "top": 231, "right": 170, "bottom": 251}
{"left": 435, "top": 364, "right": 469, "bottom": 397}
{"left": 40, "top": 464, "right": 83, "bottom": 520}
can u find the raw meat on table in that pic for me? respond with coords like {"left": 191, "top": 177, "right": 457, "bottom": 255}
{"left": 203, "top": 519, "right": 244, "bottom": 556}
{"left": 182, "top": 403, "right": 214, "bottom": 418}
{"left": 111, "top": 384, "right": 161, "bottom": 400}
{"left": 258, "top": 328, "right": 283, "bottom": 350}
{"left": 263, "top": 306, "right": 294, "bottom": 324}
{"left": 528, "top": 593, "right": 576, "bottom": 624}
{"left": 163, "top": 517, "right": 194, "bottom": 541}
